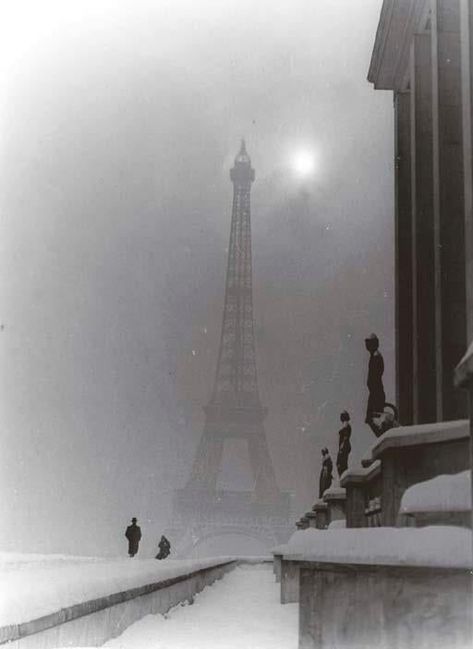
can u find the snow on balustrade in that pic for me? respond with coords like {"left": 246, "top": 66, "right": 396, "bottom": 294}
{"left": 370, "top": 419, "right": 470, "bottom": 457}
{"left": 270, "top": 528, "right": 319, "bottom": 557}
{"left": 282, "top": 526, "right": 472, "bottom": 568}
{"left": 327, "top": 519, "right": 346, "bottom": 529}
{"left": 0, "top": 553, "right": 237, "bottom": 627}
{"left": 400, "top": 471, "right": 472, "bottom": 514}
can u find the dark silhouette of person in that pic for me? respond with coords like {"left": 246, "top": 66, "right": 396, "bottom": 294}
{"left": 365, "top": 333, "right": 386, "bottom": 424}
{"left": 125, "top": 517, "right": 142, "bottom": 558}
{"left": 155, "top": 535, "right": 171, "bottom": 560}
{"left": 319, "top": 447, "right": 333, "bottom": 499}
{"left": 336, "top": 410, "right": 352, "bottom": 477}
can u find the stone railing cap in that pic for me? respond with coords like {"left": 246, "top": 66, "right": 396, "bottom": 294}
{"left": 312, "top": 499, "right": 328, "bottom": 511}
{"left": 323, "top": 486, "right": 346, "bottom": 502}
{"left": 340, "top": 460, "right": 381, "bottom": 486}
{"left": 370, "top": 419, "right": 469, "bottom": 460}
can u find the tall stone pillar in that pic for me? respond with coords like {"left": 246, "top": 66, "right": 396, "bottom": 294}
{"left": 394, "top": 91, "right": 414, "bottom": 424}
{"left": 410, "top": 34, "right": 437, "bottom": 423}
{"left": 457, "top": 0, "right": 473, "bottom": 535}
{"left": 460, "top": 0, "right": 473, "bottom": 341}
{"left": 431, "top": 0, "right": 468, "bottom": 420}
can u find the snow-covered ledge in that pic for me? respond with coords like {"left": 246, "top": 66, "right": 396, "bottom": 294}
{"left": 370, "top": 419, "right": 469, "bottom": 459}
{"left": 282, "top": 526, "right": 472, "bottom": 568}
{"left": 399, "top": 471, "right": 472, "bottom": 528}
{"left": 0, "top": 557, "right": 238, "bottom": 648}
{"left": 291, "top": 527, "right": 472, "bottom": 649}
{"left": 340, "top": 460, "right": 381, "bottom": 486}
{"left": 400, "top": 471, "right": 472, "bottom": 514}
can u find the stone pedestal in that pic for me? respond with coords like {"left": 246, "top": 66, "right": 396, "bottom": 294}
{"left": 341, "top": 461, "right": 381, "bottom": 528}
{"left": 298, "top": 516, "right": 310, "bottom": 530}
{"left": 280, "top": 559, "right": 299, "bottom": 604}
{"left": 273, "top": 553, "right": 282, "bottom": 583}
{"left": 311, "top": 500, "right": 329, "bottom": 530}
{"left": 323, "top": 487, "right": 346, "bottom": 525}
{"left": 305, "top": 511, "right": 318, "bottom": 529}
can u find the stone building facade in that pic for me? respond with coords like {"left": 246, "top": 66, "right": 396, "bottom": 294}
{"left": 368, "top": 0, "right": 473, "bottom": 426}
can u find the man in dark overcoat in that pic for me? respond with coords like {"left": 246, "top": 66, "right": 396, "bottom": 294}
{"left": 125, "top": 517, "right": 142, "bottom": 557}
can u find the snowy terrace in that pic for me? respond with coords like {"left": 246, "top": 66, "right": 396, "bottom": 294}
{"left": 0, "top": 555, "right": 295, "bottom": 649}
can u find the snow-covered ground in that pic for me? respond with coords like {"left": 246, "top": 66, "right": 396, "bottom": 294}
{"left": 0, "top": 553, "right": 237, "bottom": 627}
{"left": 102, "top": 564, "right": 297, "bottom": 649}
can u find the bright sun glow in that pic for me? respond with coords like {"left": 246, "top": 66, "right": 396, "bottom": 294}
{"left": 291, "top": 150, "right": 317, "bottom": 178}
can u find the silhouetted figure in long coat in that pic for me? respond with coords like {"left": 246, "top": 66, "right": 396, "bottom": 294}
{"left": 336, "top": 410, "right": 352, "bottom": 478}
{"left": 155, "top": 535, "right": 171, "bottom": 560}
{"left": 125, "top": 517, "right": 142, "bottom": 557}
{"left": 365, "top": 333, "right": 386, "bottom": 423}
{"left": 319, "top": 448, "right": 333, "bottom": 499}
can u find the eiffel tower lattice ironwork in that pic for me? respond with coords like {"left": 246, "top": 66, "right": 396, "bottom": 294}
{"left": 185, "top": 140, "right": 281, "bottom": 502}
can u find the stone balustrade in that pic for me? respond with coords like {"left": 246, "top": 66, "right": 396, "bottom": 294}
{"left": 322, "top": 486, "right": 346, "bottom": 526}
{"left": 368, "top": 419, "right": 470, "bottom": 526}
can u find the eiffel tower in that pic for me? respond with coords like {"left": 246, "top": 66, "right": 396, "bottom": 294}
{"left": 171, "top": 141, "right": 291, "bottom": 556}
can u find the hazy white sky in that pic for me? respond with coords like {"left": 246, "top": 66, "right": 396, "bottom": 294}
{"left": 0, "top": 0, "right": 393, "bottom": 556}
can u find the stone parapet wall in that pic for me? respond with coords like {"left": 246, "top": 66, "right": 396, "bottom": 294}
{"left": 0, "top": 560, "right": 238, "bottom": 649}
{"left": 297, "top": 560, "right": 472, "bottom": 649}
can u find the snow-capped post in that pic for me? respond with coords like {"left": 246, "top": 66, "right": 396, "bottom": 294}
{"left": 322, "top": 486, "right": 346, "bottom": 526}
{"left": 305, "top": 511, "right": 318, "bottom": 529}
{"left": 340, "top": 460, "right": 381, "bottom": 528}
{"left": 311, "top": 499, "right": 329, "bottom": 529}
{"left": 454, "top": 342, "right": 473, "bottom": 535}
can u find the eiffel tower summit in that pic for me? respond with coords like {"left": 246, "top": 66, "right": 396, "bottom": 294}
{"left": 171, "top": 141, "right": 291, "bottom": 556}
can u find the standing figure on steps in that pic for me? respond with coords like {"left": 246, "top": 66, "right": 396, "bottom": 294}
{"left": 319, "top": 447, "right": 333, "bottom": 498}
{"left": 364, "top": 333, "right": 386, "bottom": 424}
{"left": 125, "top": 517, "right": 142, "bottom": 558}
{"left": 336, "top": 410, "right": 352, "bottom": 478}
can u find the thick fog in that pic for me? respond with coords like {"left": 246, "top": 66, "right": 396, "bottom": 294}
{"left": 0, "top": 0, "right": 393, "bottom": 557}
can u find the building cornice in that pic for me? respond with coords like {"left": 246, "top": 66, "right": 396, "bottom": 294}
{"left": 368, "top": 0, "right": 430, "bottom": 91}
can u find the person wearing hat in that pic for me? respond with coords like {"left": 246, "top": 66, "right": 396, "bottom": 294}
{"left": 319, "top": 447, "right": 333, "bottom": 499}
{"left": 125, "top": 517, "right": 142, "bottom": 558}
{"left": 364, "top": 333, "right": 386, "bottom": 425}
{"left": 336, "top": 410, "right": 352, "bottom": 477}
